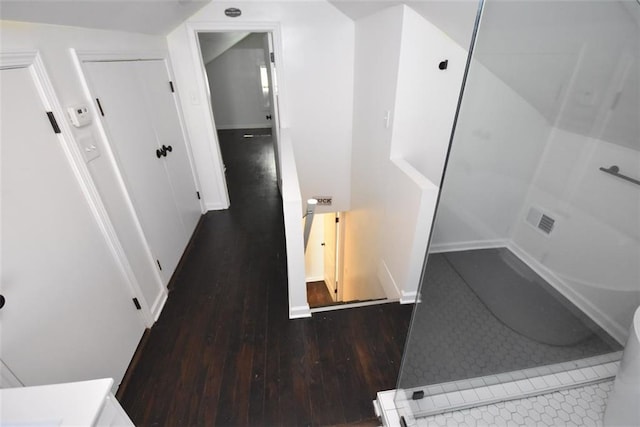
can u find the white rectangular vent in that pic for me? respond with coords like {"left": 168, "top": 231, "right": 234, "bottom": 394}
{"left": 538, "top": 214, "right": 555, "bottom": 234}
{"left": 526, "top": 207, "right": 555, "bottom": 235}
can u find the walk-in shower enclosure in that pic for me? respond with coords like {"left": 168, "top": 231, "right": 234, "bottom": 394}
{"left": 396, "top": 0, "right": 639, "bottom": 421}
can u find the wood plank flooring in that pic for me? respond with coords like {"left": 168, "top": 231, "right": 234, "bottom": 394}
{"left": 307, "top": 281, "right": 335, "bottom": 308}
{"left": 119, "top": 129, "right": 412, "bottom": 426}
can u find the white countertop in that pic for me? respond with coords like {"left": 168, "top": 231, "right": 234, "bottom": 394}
{"left": 0, "top": 378, "right": 113, "bottom": 426}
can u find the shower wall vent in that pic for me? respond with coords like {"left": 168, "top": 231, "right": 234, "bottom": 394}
{"left": 526, "top": 207, "right": 556, "bottom": 235}
{"left": 538, "top": 214, "right": 555, "bottom": 234}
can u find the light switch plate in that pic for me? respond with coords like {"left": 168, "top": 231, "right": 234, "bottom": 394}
{"left": 78, "top": 135, "right": 100, "bottom": 163}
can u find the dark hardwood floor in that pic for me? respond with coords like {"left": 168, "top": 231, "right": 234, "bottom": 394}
{"left": 119, "top": 129, "right": 412, "bottom": 426}
{"left": 307, "top": 281, "right": 335, "bottom": 308}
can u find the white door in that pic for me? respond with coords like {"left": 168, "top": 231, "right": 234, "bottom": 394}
{"left": 135, "top": 60, "right": 201, "bottom": 234}
{"left": 84, "top": 61, "right": 188, "bottom": 284}
{"left": 0, "top": 66, "right": 145, "bottom": 387}
{"left": 323, "top": 213, "right": 338, "bottom": 302}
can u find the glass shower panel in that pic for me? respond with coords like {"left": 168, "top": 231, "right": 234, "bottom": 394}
{"left": 395, "top": 0, "right": 639, "bottom": 422}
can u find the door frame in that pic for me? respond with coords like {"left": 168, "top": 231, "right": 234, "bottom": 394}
{"left": 186, "top": 22, "right": 288, "bottom": 207}
{"left": 0, "top": 50, "right": 152, "bottom": 326}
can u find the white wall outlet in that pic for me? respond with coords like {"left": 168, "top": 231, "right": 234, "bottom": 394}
{"left": 66, "top": 105, "right": 92, "bottom": 128}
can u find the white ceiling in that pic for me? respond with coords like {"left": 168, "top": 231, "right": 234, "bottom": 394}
{"left": 0, "top": 0, "right": 211, "bottom": 35}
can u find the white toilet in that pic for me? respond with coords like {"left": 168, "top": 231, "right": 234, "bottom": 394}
{"left": 604, "top": 306, "right": 640, "bottom": 427}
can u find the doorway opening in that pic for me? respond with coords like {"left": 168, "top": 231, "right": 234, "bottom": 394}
{"left": 305, "top": 212, "right": 389, "bottom": 310}
{"left": 196, "top": 31, "right": 282, "bottom": 201}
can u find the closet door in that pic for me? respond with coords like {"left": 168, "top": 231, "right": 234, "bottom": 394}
{"left": 0, "top": 65, "right": 145, "bottom": 387}
{"left": 135, "top": 60, "right": 201, "bottom": 234}
{"left": 84, "top": 61, "right": 187, "bottom": 284}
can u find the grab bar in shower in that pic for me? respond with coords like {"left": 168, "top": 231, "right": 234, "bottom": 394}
{"left": 599, "top": 165, "right": 640, "bottom": 187}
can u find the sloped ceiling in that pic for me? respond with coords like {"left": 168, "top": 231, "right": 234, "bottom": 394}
{"left": 0, "top": 0, "right": 211, "bottom": 35}
{"left": 329, "top": 0, "right": 479, "bottom": 49}
{"left": 476, "top": 1, "right": 639, "bottom": 149}
{"left": 199, "top": 32, "right": 251, "bottom": 65}
{"left": 331, "top": 0, "right": 639, "bottom": 149}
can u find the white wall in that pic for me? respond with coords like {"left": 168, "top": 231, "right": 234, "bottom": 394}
{"left": 347, "top": 5, "right": 468, "bottom": 303}
{"left": 304, "top": 213, "right": 325, "bottom": 282}
{"left": 391, "top": 6, "right": 468, "bottom": 185}
{"left": 279, "top": 128, "right": 310, "bottom": 318}
{"left": 430, "top": 60, "right": 552, "bottom": 250}
{"left": 511, "top": 128, "right": 640, "bottom": 341}
{"left": 205, "top": 33, "right": 272, "bottom": 130}
{"left": 167, "top": 1, "right": 355, "bottom": 212}
{"left": 346, "top": 5, "right": 404, "bottom": 302}
{"left": 0, "top": 20, "right": 170, "bottom": 318}
{"left": 378, "top": 159, "right": 439, "bottom": 303}
{"left": 428, "top": 56, "right": 639, "bottom": 342}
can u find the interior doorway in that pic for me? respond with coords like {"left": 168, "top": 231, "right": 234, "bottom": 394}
{"left": 196, "top": 31, "right": 282, "bottom": 198}
{"left": 305, "top": 212, "right": 388, "bottom": 309}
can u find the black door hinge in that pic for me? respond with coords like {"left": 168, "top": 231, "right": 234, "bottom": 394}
{"left": 133, "top": 298, "right": 142, "bottom": 310}
{"left": 46, "top": 112, "right": 61, "bottom": 134}
{"left": 196, "top": 191, "right": 201, "bottom": 200}
{"left": 156, "top": 259, "right": 162, "bottom": 271}
{"left": 336, "top": 217, "right": 340, "bottom": 223}
{"left": 95, "top": 98, "right": 105, "bottom": 116}
{"left": 169, "top": 81, "right": 175, "bottom": 93}
{"left": 270, "top": 52, "right": 275, "bottom": 63}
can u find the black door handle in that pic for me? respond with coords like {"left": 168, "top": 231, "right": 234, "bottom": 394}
{"left": 0, "top": 294, "right": 5, "bottom": 309}
{"left": 156, "top": 145, "right": 173, "bottom": 159}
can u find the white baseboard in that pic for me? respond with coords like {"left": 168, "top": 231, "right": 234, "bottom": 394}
{"left": 305, "top": 275, "right": 324, "bottom": 283}
{"left": 400, "top": 290, "right": 419, "bottom": 304}
{"left": 377, "top": 260, "right": 401, "bottom": 300}
{"left": 289, "top": 304, "right": 311, "bottom": 319}
{"left": 216, "top": 124, "right": 271, "bottom": 130}
{"left": 150, "top": 290, "right": 168, "bottom": 322}
{"left": 429, "top": 239, "right": 509, "bottom": 254}
{"left": 310, "top": 298, "right": 398, "bottom": 314}
{"left": 205, "top": 202, "right": 228, "bottom": 211}
{"left": 507, "top": 242, "right": 626, "bottom": 344}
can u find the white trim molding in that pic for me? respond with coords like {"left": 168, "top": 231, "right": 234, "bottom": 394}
{"left": 377, "top": 260, "right": 402, "bottom": 300}
{"left": 289, "top": 304, "right": 312, "bottom": 319}
{"left": 429, "top": 239, "right": 509, "bottom": 254}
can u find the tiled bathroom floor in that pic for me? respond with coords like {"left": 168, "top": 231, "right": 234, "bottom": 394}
{"left": 398, "top": 252, "right": 620, "bottom": 389}
{"left": 417, "top": 380, "right": 613, "bottom": 426}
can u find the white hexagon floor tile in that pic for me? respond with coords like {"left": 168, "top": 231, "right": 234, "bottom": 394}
{"left": 416, "top": 381, "right": 613, "bottom": 426}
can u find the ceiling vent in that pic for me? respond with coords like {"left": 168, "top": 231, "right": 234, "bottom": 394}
{"left": 526, "top": 207, "right": 556, "bottom": 235}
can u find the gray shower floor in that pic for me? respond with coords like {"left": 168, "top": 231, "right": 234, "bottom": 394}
{"left": 398, "top": 248, "right": 621, "bottom": 389}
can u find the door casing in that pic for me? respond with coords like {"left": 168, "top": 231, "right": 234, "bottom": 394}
{"left": 186, "top": 22, "right": 288, "bottom": 208}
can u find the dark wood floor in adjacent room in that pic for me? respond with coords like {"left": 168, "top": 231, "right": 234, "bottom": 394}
{"left": 306, "top": 281, "right": 335, "bottom": 308}
{"left": 119, "top": 129, "right": 412, "bottom": 426}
